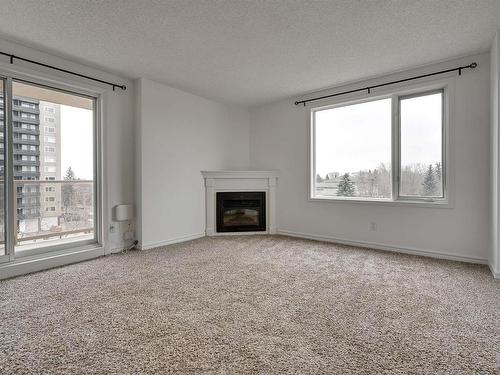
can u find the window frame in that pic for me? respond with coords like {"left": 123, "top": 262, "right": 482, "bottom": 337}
{"left": 0, "top": 63, "right": 105, "bottom": 264}
{"left": 308, "top": 77, "right": 454, "bottom": 208}
{"left": 396, "top": 89, "right": 446, "bottom": 202}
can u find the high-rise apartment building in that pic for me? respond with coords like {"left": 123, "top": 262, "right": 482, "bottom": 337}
{"left": 12, "top": 96, "right": 41, "bottom": 234}
{"left": 39, "top": 101, "right": 61, "bottom": 229}
{"left": 0, "top": 95, "right": 62, "bottom": 235}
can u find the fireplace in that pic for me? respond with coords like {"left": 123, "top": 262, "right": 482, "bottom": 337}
{"left": 202, "top": 171, "right": 277, "bottom": 235}
{"left": 216, "top": 192, "right": 266, "bottom": 232}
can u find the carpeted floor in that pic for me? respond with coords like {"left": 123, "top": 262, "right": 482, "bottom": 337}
{"left": 0, "top": 235, "right": 498, "bottom": 374}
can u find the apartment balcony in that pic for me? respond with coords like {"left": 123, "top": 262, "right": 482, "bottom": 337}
{"left": 12, "top": 105, "right": 39, "bottom": 115}
{"left": 13, "top": 138, "right": 39, "bottom": 146}
{"left": 13, "top": 160, "right": 40, "bottom": 166}
{"left": 13, "top": 149, "right": 38, "bottom": 156}
{"left": 16, "top": 201, "right": 41, "bottom": 209}
{"left": 16, "top": 190, "right": 39, "bottom": 198}
{"left": 13, "top": 127, "right": 39, "bottom": 135}
{"left": 14, "top": 172, "right": 40, "bottom": 179}
{"left": 11, "top": 115, "right": 38, "bottom": 124}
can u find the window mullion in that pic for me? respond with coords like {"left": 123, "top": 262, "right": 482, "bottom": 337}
{"left": 310, "top": 110, "right": 316, "bottom": 199}
{"left": 5, "top": 77, "right": 15, "bottom": 260}
{"left": 391, "top": 95, "right": 400, "bottom": 201}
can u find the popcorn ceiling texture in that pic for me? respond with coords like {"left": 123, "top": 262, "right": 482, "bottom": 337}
{"left": 0, "top": 1, "right": 499, "bottom": 105}
{"left": 0, "top": 235, "right": 498, "bottom": 374}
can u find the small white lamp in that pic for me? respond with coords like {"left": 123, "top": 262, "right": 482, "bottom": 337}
{"left": 113, "top": 204, "right": 133, "bottom": 221}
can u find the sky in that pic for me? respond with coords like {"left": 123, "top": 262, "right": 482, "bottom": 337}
{"left": 60, "top": 105, "right": 93, "bottom": 180}
{"left": 10, "top": 81, "right": 94, "bottom": 181}
{"left": 315, "top": 93, "right": 442, "bottom": 177}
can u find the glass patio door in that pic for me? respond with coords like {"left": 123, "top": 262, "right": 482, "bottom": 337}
{"left": 0, "top": 72, "right": 99, "bottom": 263}
{"left": 0, "top": 78, "right": 6, "bottom": 262}
{"left": 10, "top": 81, "right": 96, "bottom": 258}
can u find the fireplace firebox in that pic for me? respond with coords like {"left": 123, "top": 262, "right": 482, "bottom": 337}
{"left": 216, "top": 192, "right": 266, "bottom": 232}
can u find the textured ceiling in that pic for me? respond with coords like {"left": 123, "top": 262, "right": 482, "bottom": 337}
{"left": 0, "top": 1, "right": 499, "bottom": 106}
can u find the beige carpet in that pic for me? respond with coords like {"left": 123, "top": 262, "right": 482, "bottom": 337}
{"left": 0, "top": 235, "right": 498, "bottom": 374}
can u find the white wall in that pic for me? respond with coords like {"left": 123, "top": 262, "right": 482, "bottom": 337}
{"left": 250, "top": 53, "right": 491, "bottom": 262}
{"left": 0, "top": 38, "right": 136, "bottom": 254}
{"left": 136, "top": 78, "right": 250, "bottom": 249}
{"left": 490, "top": 32, "right": 500, "bottom": 276}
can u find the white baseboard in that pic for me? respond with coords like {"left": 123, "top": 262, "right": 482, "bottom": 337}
{"left": 489, "top": 263, "right": 500, "bottom": 279}
{"left": 138, "top": 232, "right": 205, "bottom": 250}
{"left": 277, "top": 229, "right": 489, "bottom": 265}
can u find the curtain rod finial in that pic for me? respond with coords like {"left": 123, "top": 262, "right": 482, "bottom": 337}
{"left": 470, "top": 62, "right": 477, "bottom": 69}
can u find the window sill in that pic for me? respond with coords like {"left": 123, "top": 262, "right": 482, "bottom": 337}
{"left": 309, "top": 196, "right": 453, "bottom": 208}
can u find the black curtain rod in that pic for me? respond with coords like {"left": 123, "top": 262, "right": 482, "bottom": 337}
{"left": 294, "top": 62, "right": 477, "bottom": 106}
{"left": 0, "top": 51, "right": 127, "bottom": 91}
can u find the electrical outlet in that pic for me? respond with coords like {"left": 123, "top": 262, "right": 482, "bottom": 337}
{"left": 369, "top": 222, "right": 377, "bottom": 231}
{"left": 109, "top": 223, "right": 116, "bottom": 233}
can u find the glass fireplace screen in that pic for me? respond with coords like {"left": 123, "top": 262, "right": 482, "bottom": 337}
{"left": 216, "top": 192, "right": 266, "bottom": 232}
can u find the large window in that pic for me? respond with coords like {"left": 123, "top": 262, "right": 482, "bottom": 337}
{"left": 0, "top": 77, "right": 99, "bottom": 262}
{"left": 311, "top": 87, "right": 447, "bottom": 204}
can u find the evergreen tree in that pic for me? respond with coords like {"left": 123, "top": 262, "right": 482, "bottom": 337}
{"left": 435, "top": 162, "right": 442, "bottom": 183}
{"left": 337, "top": 173, "right": 355, "bottom": 196}
{"left": 316, "top": 174, "right": 323, "bottom": 183}
{"left": 62, "top": 167, "right": 76, "bottom": 216}
{"left": 64, "top": 166, "right": 76, "bottom": 181}
{"left": 422, "top": 164, "right": 438, "bottom": 196}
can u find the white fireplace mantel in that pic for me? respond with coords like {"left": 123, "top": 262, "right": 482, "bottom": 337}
{"left": 201, "top": 170, "right": 278, "bottom": 236}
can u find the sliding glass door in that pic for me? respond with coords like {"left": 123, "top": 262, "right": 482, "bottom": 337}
{"left": 0, "top": 78, "right": 6, "bottom": 262}
{"left": 0, "top": 76, "right": 98, "bottom": 260}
